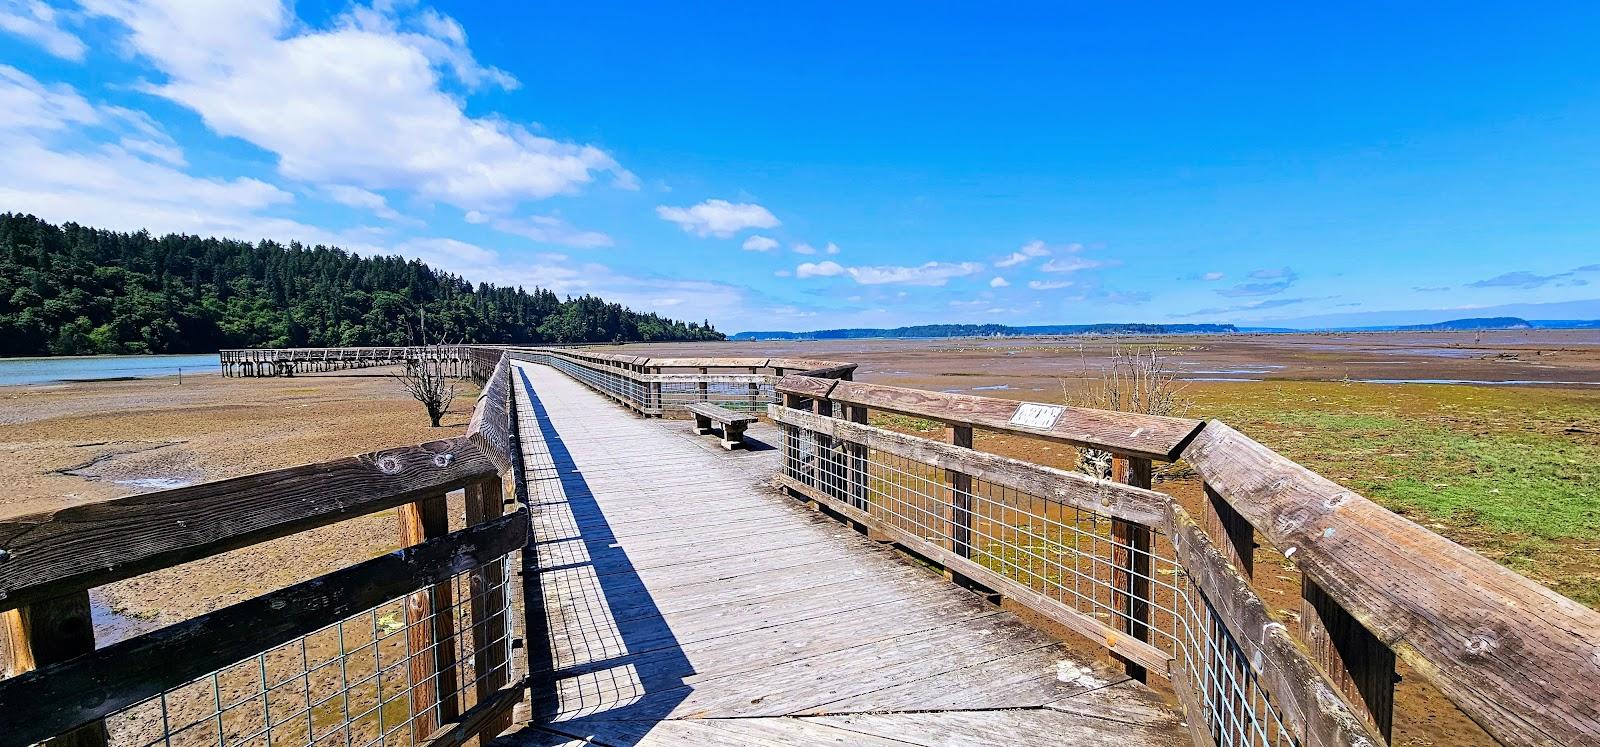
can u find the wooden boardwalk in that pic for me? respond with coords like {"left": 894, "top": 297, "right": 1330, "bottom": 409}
{"left": 505, "top": 361, "right": 1188, "bottom": 746}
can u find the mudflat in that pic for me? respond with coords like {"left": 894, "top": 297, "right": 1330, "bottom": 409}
{"left": 0, "top": 368, "right": 478, "bottom": 647}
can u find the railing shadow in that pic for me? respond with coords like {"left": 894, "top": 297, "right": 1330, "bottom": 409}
{"left": 507, "top": 366, "right": 694, "bottom": 744}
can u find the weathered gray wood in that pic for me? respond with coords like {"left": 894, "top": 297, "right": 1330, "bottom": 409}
{"left": 509, "top": 360, "right": 1187, "bottom": 743}
{"left": 466, "top": 353, "right": 515, "bottom": 471}
{"left": 1111, "top": 454, "right": 1154, "bottom": 682}
{"left": 788, "top": 378, "right": 1205, "bottom": 460}
{"left": 1204, "top": 481, "right": 1254, "bottom": 577}
{"left": 397, "top": 494, "right": 459, "bottom": 733}
{"left": 1184, "top": 419, "right": 1600, "bottom": 746}
{"left": 0, "top": 512, "right": 526, "bottom": 747}
{"left": 776, "top": 474, "right": 1170, "bottom": 674}
{"left": 465, "top": 477, "right": 513, "bottom": 739}
{"left": 1166, "top": 504, "right": 1384, "bottom": 747}
{"left": 804, "top": 705, "right": 1189, "bottom": 747}
{"left": 771, "top": 404, "right": 1171, "bottom": 527}
{"left": 1302, "top": 576, "right": 1396, "bottom": 740}
{"left": 0, "top": 437, "right": 496, "bottom": 613}
{"left": 684, "top": 402, "right": 758, "bottom": 425}
{"left": 417, "top": 681, "right": 524, "bottom": 747}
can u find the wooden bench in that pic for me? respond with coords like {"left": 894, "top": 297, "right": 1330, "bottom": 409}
{"left": 685, "top": 402, "right": 758, "bottom": 450}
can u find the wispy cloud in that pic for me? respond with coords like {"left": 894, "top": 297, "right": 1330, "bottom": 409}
{"left": 1027, "top": 279, "right": 1075, "bottom": 290}
{"left": 1466, "top": 269, "right": 1587, "bottom": 289}
{"left": 1175, "top": 296, "right": 1317, "bottom": 317}
{"left": 741, "top": 235, "right": 779, "bottom": 252}
{"left": 486, "top": 214, "right": 614, "bottom": 248}
{"left": 1216, "top": 267, "right": 1297, "bottom": 297}
{"left": 1412, "top": 285, "right": 1451, "bottom": 292}
{"left": 795, "top": 260, "right": 982, "bottom": 286}
{"left": 0, "top": 1, "right": 86, "bottom": 61}
{"left": 1040, "top": 256, "right": 1113, "bottom": 273}
{"left": 1201, "top": 271, "right": 1224, "bottom": 281}
{"left": 989, "top": 276, "right": 1009, "bottom": 288}
{"left": 993, "top": 239, "right": 1056, "bottom": 268}
{"left": 657, "top": 199, "right": 780, "bottom": 238}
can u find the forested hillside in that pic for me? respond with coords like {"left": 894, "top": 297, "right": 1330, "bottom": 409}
{"left": 0, "top": 214, "right": 723, "bottom": 356}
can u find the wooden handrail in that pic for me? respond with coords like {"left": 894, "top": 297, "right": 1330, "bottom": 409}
{"left": 1184, "top": 420, "right": 1600, "bottom": 747}
{"left": 0, "top": 437, "right": 497, "bottom": 612}
{"left": 771, "top": 405, "right": 1169, "bottom": 527}
{"left": 0, "top": 511, "right": 527, "bottom": 747}
{"left": 777, "top": 376, "right": 1205, "bottom": 461}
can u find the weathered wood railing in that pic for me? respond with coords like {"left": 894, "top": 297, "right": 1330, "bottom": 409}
{"left": 502, "top": 346, "right": 856, "bottom": 417}
{"left": 1, "top": 352, "right": 527, "bottom": 747}
{"left": 220, "top": 346, "right": 473, "bottom": 378}
{"left": 763, "top": 375, "right": 1600, "bottom": 747}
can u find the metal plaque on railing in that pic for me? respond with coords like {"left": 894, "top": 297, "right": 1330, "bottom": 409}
{"left": 1008, "top": 402, "right": 1064, "bottom": 429}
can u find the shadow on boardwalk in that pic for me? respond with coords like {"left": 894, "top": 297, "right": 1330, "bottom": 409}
{"left": 502, "top": 367, "right": 693, "bottom": 745}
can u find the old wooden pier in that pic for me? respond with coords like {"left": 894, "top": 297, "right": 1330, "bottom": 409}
{"left": 219, "top": 346, "right": 472, "bottom": 378}
{"left": 2, "top": 345, "right": 1597, "bottom": 747}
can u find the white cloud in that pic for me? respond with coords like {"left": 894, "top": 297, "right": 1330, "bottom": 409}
{"left": 322, "top": 184, "right": 401, "bottom": 220}
{"left": 463, "top": 210, "right": 488, "bottom": 224}
{"left": 824, "top": 242, "right": 840, "bottom": 255}
{"left": 1202, "top": 271, "right": 1225, "bottom": 281}
{"left": 0, "top": 66, "right": 306, "bottom": 242}
{"left": 794, "top": 260, "right": 984, "bottom": 286}
{"left": 82, "top": 0, "right": 635, "bottom": 211}
{"left": 742, "top": 235, "right": 779, "bottom": 252}
{"left": 848, "top": 261, "right": 982, "bottom": 286}
{"left": 796, "top": 260, "right": 846, "bottom": 279}
{"left": 1041, "top": 256, "right": 1111, "bottom": 273}
{"left": 0, "top": 1, "right": 86, "bottom": 60}
{"left": 655, "top": 199, "right": 780, "bottom": 238}
{"left": 487, "top": 214, "right": 613, "bottom": 248}
{"left": 792, "top": 242, "right": 816, "bottom": 255}
{"left": 1028, "top": 280, "right": 1075, "bottom": 290}
{"left": 989, "top": 276, "right": 1009, "bottom": 288}
{"left": 994, "top": 239, "right": 1055, "bottom": 268}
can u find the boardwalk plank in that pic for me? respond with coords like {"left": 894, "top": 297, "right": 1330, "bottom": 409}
{"left": 505, "top": 361, "right": 1189, "bottom": 746}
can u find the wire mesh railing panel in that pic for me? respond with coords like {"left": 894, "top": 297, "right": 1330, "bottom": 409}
{"left": 779, "top": 414, "right": 1309, "bottom": 747}
{"left": 1172, "top": 572, "right": 1297, "bottom": 747}
{"left": 655, "top": 381, "right": 776, "bottom": 415}
{"left": 91, "top": 554, "right": 518, "bottom": 747}
{"left": 780, "top": 422, "right": 1181, "bottom": 653}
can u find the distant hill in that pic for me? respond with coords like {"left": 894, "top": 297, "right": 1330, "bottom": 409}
{"left": 1401, "top": 316, "right": 1532, "bottom": 331}
{"left": 0, "top": 213, "right": 723, "bottom": 356}
{"left": 1316, "top": 317, "right": 1600, "bottom": 333}
{"left": 730, "top": 323, "right": 1237, "bottom": 340}
{"left": 733, "top": 316, "right": 1600, "bottom": 340}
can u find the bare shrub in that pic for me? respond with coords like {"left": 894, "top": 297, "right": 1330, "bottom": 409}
{"left": 1062, "top": 346, "right": 1190, "bottom": 479}
{"left": 395, "top": 343, "right": 458, "bottom": 427}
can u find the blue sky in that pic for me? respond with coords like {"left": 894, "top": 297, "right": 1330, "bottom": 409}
{"left": 3, "top": 2, "right": 1600, "bottom": 332}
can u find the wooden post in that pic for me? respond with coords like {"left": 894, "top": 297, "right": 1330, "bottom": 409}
{"left": 748, "top": 366, "right": 759, "bottom": 411}
{"left": 812, "top": 397, "right": 835, "bottom": 499}
{"left": 697, "top": 366, "right": 709, "bottom": 403}
{"left": 2, "top": 593, "right": 108, "bottom": 747}
{"left": 649, "top": 366, "right": 663, "bottom": 417}
{"left": 395, "top": 494, "right": 459, "bottom": 736}
{"left": 945, "top": 425, "right": 974, "bottom": 559}
{"left": 464, "top": 476, "right": 513, "bottom": 739}
{"left": 1110, "top": 454, "right": 1153, "bottom": 682}
{"left": 1204, "top": 482, "right": 1255, "bottom": 577}
{"left": 1303, "top": 578, "right": 1396, "bottom": 741}
{"left": 846, "top": 405, "right": 869, "bottom": 510}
